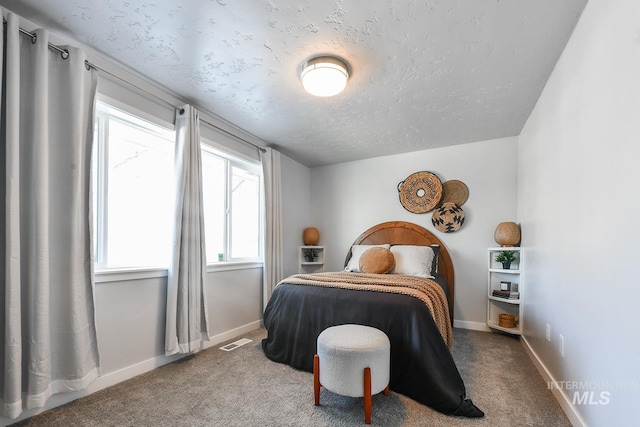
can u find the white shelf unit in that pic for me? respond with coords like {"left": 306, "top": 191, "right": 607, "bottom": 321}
{"left": 487, "top": 247, "right": 523, "bottom": 335}
{"left": 299, "top": 246, "right": 325, "bottom": 274}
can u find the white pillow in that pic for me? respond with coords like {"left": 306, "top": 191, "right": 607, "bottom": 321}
{"left": 390, "top": 245, "right": 436, "bottom": 278}
{"left": 345, "top": 244, "right": 391, "bottom": 272}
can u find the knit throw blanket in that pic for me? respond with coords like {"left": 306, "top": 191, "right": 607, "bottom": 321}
{"left": 278, "top": 272, "right": 453, "bottom": 348}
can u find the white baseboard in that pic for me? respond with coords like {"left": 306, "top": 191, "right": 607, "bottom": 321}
{"left": 453, "top": 319, "right": 491, "bottom": 332}
{"left": 520, "top": 336, "right": 587, "bottom": 427}
{"left": 1, "top": 320, "right": 263, "bottom": 427}
{"left": 203, "top": 320, "right": 262, "bottom": 349}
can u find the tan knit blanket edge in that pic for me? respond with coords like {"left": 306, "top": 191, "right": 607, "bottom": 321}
{"left": 278, "top": 272, "right": 453, "bottom": 348}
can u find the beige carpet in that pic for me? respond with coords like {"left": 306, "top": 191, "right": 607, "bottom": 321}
{"left": 12, "top": 328, "right": 570, "bottom": 426}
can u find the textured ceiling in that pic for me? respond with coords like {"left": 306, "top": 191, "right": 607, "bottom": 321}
{"left": 3, "top": 0, "right": 588, "bottom": 167}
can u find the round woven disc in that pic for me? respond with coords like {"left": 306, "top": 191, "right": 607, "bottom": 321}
{"left": 398, "top": 171, "right": 443, "bottom": 213}
{"left": 431, "top": 202, "right": 465, "bottom": 233}
{"left": 441, "top": 180, "right": 469, "bottom": 206}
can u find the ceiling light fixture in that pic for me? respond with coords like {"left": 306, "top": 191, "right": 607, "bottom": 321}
{"left": 301, "top": 56, "right": 349, "bottom": 97}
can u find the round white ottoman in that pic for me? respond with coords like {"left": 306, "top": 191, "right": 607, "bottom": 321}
{"left": 314, "top": 324, "right": 391, "bottom": 424}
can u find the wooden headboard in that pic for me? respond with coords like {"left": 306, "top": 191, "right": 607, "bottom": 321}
{"left": 343, "top": 221, "right": 455, "bottom": 321}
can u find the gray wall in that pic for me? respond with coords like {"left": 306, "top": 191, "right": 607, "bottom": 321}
{"left": 518, "top": 0, "right": 640, "bottom": 424}
{"left": 308, "top": 137, "right": 519, "bottom": 327}
{"left": 97, "top": 270, "right": 263, "bottom": 375}
{"left": 280, "top": 154, "right": 312, "bottom": 278}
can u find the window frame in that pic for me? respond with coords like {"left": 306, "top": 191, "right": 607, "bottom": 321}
{"left": 92, "top": 100, "right": 176, "bottom": 272}
{"left": 92, "top": 98, "right": 264, "bottom": 281}
{"left": 201, "top": 140, "right": 263, "bottom": 265}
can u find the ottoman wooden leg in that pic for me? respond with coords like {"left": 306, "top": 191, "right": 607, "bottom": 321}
{"left": 314, "top": 354, "right": 321, "bottom": 406}
{"left": 364, "top": 367, "right": 372, "bottom": 424}
{"left": 384, "top": 384, "right": 390, "bottom": 396}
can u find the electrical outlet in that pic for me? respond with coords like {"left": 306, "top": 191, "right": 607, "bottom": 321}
{"left": 560, "top": 334, "right": 564, "bottom": 357}
{"left": 546, "top": 324, "right": 551, "bottom": 342}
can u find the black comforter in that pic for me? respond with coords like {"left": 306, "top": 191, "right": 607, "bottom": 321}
{"left": 261, "top": 280, "right": 483, "bottom": 417}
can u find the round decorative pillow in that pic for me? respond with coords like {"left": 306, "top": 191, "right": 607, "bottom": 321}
{"left": 359, "top": 247, "right": 395, "bottom": 274}
{"left": 431, "top": 202, "right": 465, "bottom": 233}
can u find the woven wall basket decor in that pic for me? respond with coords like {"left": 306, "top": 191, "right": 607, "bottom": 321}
{"left": 397, "top": 171, "right": 443, "bottom": 213}
{"left": 441, "top": 180, "right": 469, "bottom": 206}
{"left": 431, "top": 202, "right": 465, "bottom": 233}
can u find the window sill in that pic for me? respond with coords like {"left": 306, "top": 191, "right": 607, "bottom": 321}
{"left": 207, "top": 261, "right": 263, "bottom": 273}
{"left": 95, "top": 261, "right": 263, "bottom": 283}
{"left": 95, "top": 267, "right": 168, "bottom": 283}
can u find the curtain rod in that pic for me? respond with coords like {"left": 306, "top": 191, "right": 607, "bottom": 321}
{"left": 3, "top": 16, "right": 267, "bottom": 154}
{"left": 3, "top": 18, "right": 70, "bottom": 59}
{"left": 84, "top": 60, "right": 267, "bottom": 154}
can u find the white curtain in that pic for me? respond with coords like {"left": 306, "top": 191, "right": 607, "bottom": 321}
{"left": 0, "top": 13, "right": 100, "bottom": 418}
{"left": 165, "top": 105, "right": 210, "bottom": 356}
{"left": 260, "top": 147, "right": 283, "bottom": 309}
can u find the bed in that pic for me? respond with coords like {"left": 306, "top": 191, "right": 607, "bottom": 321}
{"left": 261, "top": 221, "right": 483, "bottom": 417}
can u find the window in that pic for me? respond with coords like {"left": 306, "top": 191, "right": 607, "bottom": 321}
{"left": 92, "top": 101, "right": 262, "bottom": 272}
{"left": 93, "top": 102, "right": 175, "bottom": 270}
{"left": 201, "top": 144, "right": 262, "bottom": 263}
